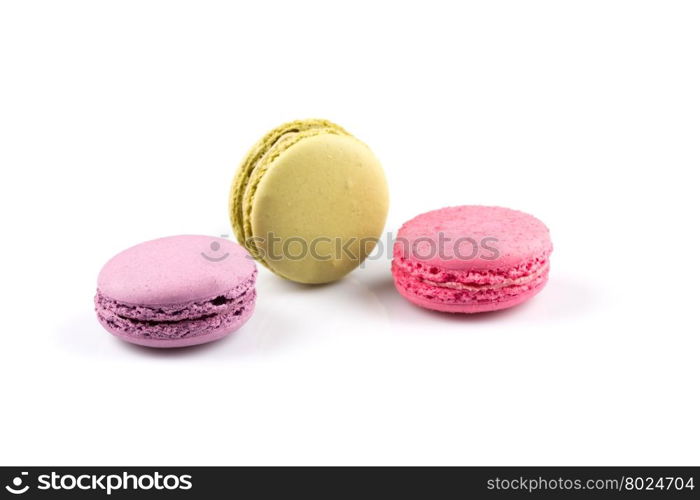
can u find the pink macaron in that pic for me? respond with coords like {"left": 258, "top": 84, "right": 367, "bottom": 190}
{"left": 95, "top": 235, "right": 257, "bottom": 347}
{"left": 392, "top": 206, "right": 552, "bottom": 313}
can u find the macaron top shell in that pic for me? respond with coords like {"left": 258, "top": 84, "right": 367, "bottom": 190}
{"left": 394, "top": 206, "right": 552, "bottom": 271}
{"left": 230, "top": 119, "right": 350, "bottom": 249}
{"left": 98, "top": 235, "right": 256, "bottom": 305}
{"left": 230, "top": 119, "right": 389, "bottom": 284}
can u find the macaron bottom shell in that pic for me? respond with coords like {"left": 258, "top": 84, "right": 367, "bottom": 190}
{"left": 392, "top": 268, "right": 548, "bottom": 313}
{"left": 96, "top": 294, "right": 255, "bottom": 348}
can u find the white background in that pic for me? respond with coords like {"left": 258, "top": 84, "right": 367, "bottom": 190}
{"left": 1, "top": 1, "right": 698, "bottom": 466}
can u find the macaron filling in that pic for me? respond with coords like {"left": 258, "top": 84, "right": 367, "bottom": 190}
{"left": 392, "top": 253, "right": 550, "bottom": 306}
{"left": 95, "top": 275, "right": 256, "bottom": 341}
{"left": 420, "top": 263, "right": 548, "bottom": 291}
{"left": 393, "top": 252, "right": 549, "bottom": 286}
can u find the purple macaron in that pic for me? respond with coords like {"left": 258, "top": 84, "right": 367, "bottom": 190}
{"left": 95, "top": 235, "right": 257, "bottom": 348}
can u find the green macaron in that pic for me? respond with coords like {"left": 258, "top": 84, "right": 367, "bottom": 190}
{"left": 229, "top": 119, "right": 389, "bottom": 284}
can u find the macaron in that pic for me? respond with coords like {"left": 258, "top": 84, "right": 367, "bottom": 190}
{"left": 392, "top": 206, "right": 552, "bottom": 313}
{"left": 229, "top": 119, "right": 389, "bottom": 284}
{"left": 95, "top": 235, "right": 257, "bottom": 347}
